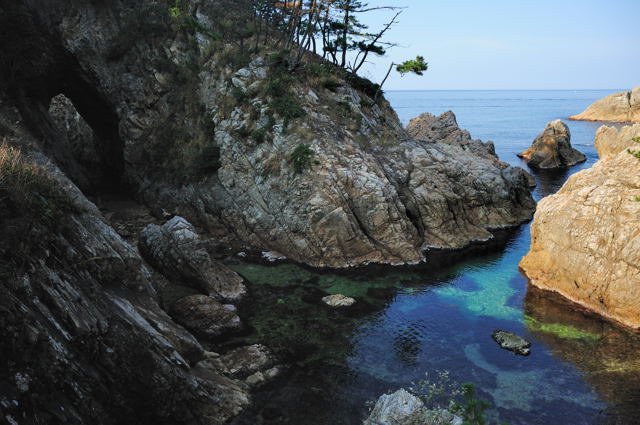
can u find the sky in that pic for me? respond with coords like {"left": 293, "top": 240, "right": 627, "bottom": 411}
{"left": 356, "top": 0, "right": 640, "bottom": 90}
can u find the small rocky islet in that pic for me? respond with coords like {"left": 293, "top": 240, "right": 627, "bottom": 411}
{"left": 0, "top": 1, "right": 638, "bottom": 424}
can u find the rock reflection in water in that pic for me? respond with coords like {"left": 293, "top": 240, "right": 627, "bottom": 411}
{"left": 524, "top": 287, "right": 640, "bottom": 423}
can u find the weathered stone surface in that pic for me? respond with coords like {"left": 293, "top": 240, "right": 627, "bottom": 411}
{"left": 162, "top": 108, "right": 535, "bottom": 268}
{"left": 594, "top": 123, "right": 640, "bottom": 158}
{"left": 518, "top": 120, "right": 586, "bottom": 168}
{"left": 0, "top": 98, "right": 249, "bottom": 425}
{"left": 520, "top": 124, "right": 640, "bottom": 329}
{"left": 364, "top": 389, "right": 424, "bottom": 425}
{"left": 140, "top": 217, "right": 246, "bottom": 301}
{"left": 322, "top": 294, "right": 356, "bottom": 307}
{"left": 169, "top": 295, "right": 241, "bottom": 339}
{"left": 570, "top": 86, "right": 640, "bottom": 123}
{"left": 364, "top": 389, "right": 462, "bottom": 425}
{"left": 492, "top": 330, "right": 532, "bottom": 356}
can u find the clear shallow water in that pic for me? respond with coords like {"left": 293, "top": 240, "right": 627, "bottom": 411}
{"left": 226, "top": 90, "right": 640, "bottom": 425}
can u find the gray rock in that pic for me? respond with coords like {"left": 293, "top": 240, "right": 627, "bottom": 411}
{"left": 518, "top": 120, "right": 586, "bottom": 168}
{"left": 322, "top": 294, "right": 356, "bottom": 307}
{"left": 169, "top": 295, "right": 241, "bottom": 339}
{"left": 492, "top": 330, "right": 532, "bottom": 356}
{"left": 364, "top": 389, "right": 463, "bottom": 425}
{"left": 139, "top": 216, "right": 246, "bottom": 301}
{"left": 364, "top": 389, "right": 424, "bottom": 425}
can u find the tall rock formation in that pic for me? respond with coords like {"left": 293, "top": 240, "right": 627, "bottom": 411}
{"left": 569, "top": 86, "right": 640, "bottom": 123}
{"left": 520, "top": 124, "right": 640, "bottom": 329}
{"left": 517, "top": 120, "right": 586, "bottom": 168}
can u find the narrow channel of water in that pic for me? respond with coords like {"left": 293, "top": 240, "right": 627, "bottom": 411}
{"left": 227, "top": 90, "right": 640, "bottom": 425}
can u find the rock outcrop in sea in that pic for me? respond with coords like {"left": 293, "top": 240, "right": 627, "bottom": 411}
{"left": 364, "top": 389, "right": 462, "bottom": 425}
{"left": 517, "top": 120, "right": 586, "bottom": 168}
{"left": 569, "top": 86, "right": 640, "bottom": 123}
{"left": 520, "top": 124, "right": 640, "bottom": 329}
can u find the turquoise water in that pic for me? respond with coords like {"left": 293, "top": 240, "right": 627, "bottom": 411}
{"left": 228, "top": 90, "right": 640, "bottom": 425}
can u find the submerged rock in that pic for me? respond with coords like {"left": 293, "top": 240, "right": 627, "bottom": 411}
{"left": 322, "top": 294, "right": 356, "bottom": 307}
{"left": 492, "top": 330, "right": 532, "bottom": 356}
{"left": 569, "top": 86, "right": 640, "bottom": 123}
{"left": 139, "top": 217, "right": 246, "bottom": 301}
{"left": 518, "top": 120, "right": 586, "bottom": 168}
{"left": 169, "top": 295, "right": 241, "bottom": 339}
{"left": 520, "top": 123, "right": 640, "bottom": 330}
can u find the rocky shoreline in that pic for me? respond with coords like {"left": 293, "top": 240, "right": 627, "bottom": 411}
{"left": 569, "top": 86, "right": 640, "bottom": 123}
{"left": 520, "top": 123, "right": 640, "bottom": 330}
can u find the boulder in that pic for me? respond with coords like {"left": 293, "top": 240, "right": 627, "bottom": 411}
{"left": 594, "top": 123, "right": 640, "bottom": 158}
{"left": 364, "top": 389, "right": 462, "bottom": 425}
{"left": 364, "top": 389, "right": 424, "bottom": 425}
{"left": 569, "top": 86, "right": 640, "bottom": 123}
{"left": 322, "top": 294, "right": 356, "bottom": 307}
{"left": 520, "top": 123, "right": 640, "bottom": 329}
{"left": 139, "top": 217, "right": 246, "bottom": 301}
{"left": 169, "top": 295, "right": 241, "bottom": 339}
{"left": 518, "top": 120, "right": 586, "bottom": 168}
{"left": 492, "top": 330, "right": 531, "bottom": 356}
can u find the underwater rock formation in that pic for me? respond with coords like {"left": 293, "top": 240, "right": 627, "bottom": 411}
{"left": 491, "top": 330, "right": 531, "bottom": 356}
{"left": 520, "top": 123, "right": 640, "bottom": 329}
{"left": 569, "top": 86, "right": 640, "bottom": 123}
{"left": 517, "top": 120, "right": 586, "bottom": 168}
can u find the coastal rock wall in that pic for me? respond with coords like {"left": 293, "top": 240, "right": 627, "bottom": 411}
{"left": 0, "top": 0, "right": 535, "bottom": 268}
{"left": 0, "top": 99, "right": 250, "bottom": 425}
{"left": 520, "top": 124, "right": 640, "bottom": 329}
{"left": 569, "top": 86, "right": 640, "bottom": 123}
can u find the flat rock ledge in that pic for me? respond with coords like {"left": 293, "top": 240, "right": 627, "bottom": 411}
{"left": 492, "top": 330, "right": 531, "bottom": 356}
{"left": 518, "top": 120, "right": 586, "bottom": 168}
{"left": 569, "top": 86, "right": 640, "bottom": 123}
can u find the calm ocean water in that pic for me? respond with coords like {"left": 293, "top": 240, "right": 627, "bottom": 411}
{"left": 228, "top": 90, "right": 640, "bottom": 425}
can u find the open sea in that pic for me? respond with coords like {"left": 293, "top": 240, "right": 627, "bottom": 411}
{"left": 227, "top": 90, "right": 640, "bottom": 425}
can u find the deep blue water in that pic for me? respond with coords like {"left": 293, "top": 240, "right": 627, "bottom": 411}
{"left": 228, "top": 90, "right": 640, "bottom": 425}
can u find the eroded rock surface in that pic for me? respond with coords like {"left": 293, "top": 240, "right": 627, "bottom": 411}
{"left": 140, "top": 217, "right": 246, "bottom": 301}
{"left": 169, "top": 295, "right": 242, "bottom": 339}
{"left": 518, "top": 120, "right": 586, "bottom": 168}
{"left": 520, "top": 124, "right": 640, "bottom": 329}
{"left": 364, "top": 389, "right": 462, "bottom": 425}
{"left": 570, "top": 86, "right": 640, "bottom": 123}
{"left": 595, "top": 123, "right": 640, "bottom": 158}
{"left": 0, "top": 99, "right": 250, "bottom": 424}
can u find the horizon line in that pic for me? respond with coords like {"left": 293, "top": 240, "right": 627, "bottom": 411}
{"left": 386, "top": 88, "right": 623, "bottom": 92}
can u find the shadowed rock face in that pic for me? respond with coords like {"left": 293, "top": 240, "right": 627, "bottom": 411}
{"left": 517, "top": 120, "right": 586, "bottom": 169}
{"left": 570, "top": 86, "right": 640, "bottom": 123}
{"left": 520, "top": 123, "right": 640, "bottom": 330}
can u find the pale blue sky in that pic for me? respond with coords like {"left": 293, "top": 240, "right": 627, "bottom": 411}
{"left": 357, "top": 0, "right": 640, "bottom": 90}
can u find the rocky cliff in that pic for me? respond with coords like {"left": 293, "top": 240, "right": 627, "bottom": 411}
{"left": 520, "top": 124, "right": 640, "bottom": 329}
{"left": 569, "top": 86, "right": 640, "bottom": 123}
{"left": 0, "top": 0, "right": 535, "bottom": 269}
{"left": 0, "top": 0, "right": 536, "bottom": 422}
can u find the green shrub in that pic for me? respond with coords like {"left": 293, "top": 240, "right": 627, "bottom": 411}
{"left": 344, "top": 72, "right": 380, "bottom": 100}
{"left": 627, "top": 137, "right": 640, "bottom": 159}
{"left": 251, "top": 128, "right": 268, "bottom": 144}
{"left": 288, "top": 144, "right": 316, "bottom": 174}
